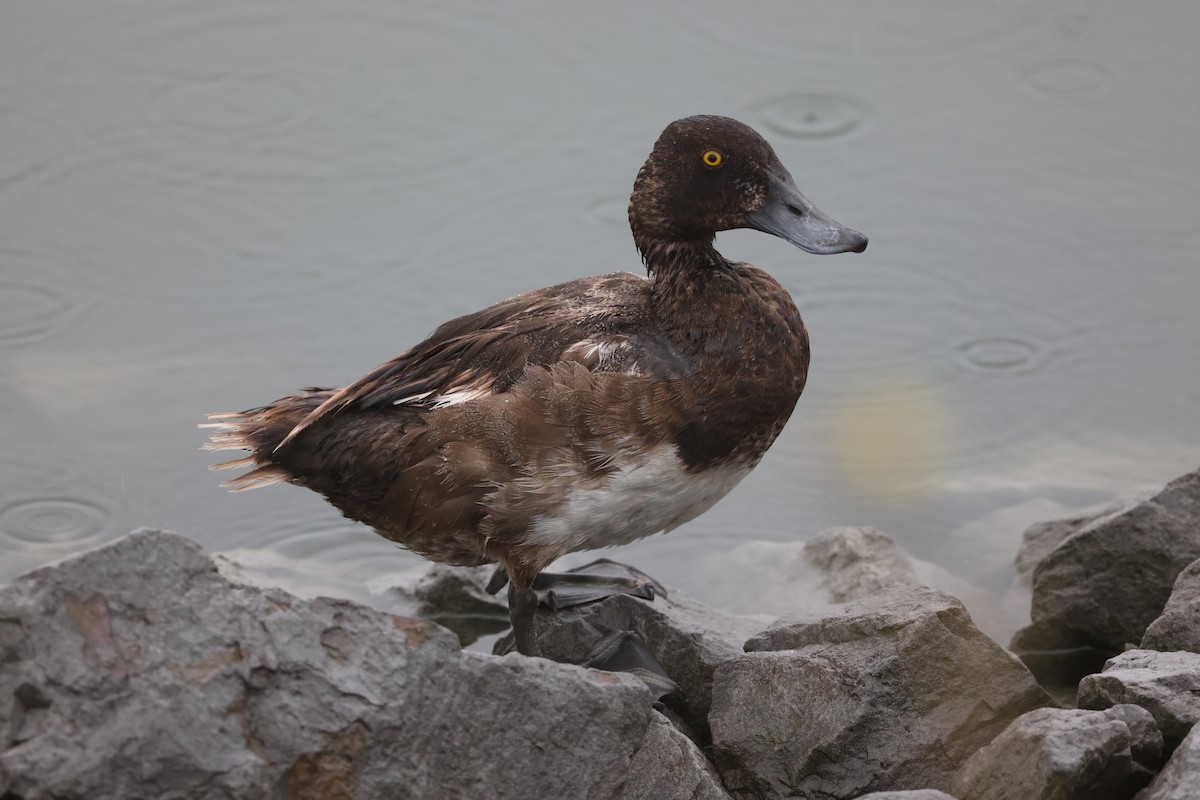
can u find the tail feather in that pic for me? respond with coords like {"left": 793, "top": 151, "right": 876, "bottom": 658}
{"left": 201, "top": 389, "right": 335, "bottom": 491}
{"left": 222, "top": 466, "right": 289, "bottom": 492}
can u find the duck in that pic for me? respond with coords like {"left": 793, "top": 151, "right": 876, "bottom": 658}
{"left": 203, "top": 114, "right": 867, "bottom": 671}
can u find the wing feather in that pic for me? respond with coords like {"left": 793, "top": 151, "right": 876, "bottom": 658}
{"left": 276, "top": 272, "right": 660, "bottom": 450}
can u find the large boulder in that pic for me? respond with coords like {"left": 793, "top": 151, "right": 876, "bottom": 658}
{"left": 949, "top": 705, "right": 1161, "bottom": 800}
{"left": 0, "top": 529, "right": 722, "bottom": 800}
{"left": 1141, "top": 558, "right": 1200, "bottom": 654}
{"left": 708, "top": 585, "right": 1050, "bottom": 799}
{"left": 1138, "top": 721, "right": 1200, "bottom": 800}
{"left": 1077, "top": 649, "right": 1200, "bottom": 744}
{"left": 1013, "top": 469, "right": 1200, "bottom": 656}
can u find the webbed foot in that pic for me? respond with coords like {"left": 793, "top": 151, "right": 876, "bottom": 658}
{"left": 492, "top": 560, "right": 679, "bottom": 704}
{"left": 487, "top": 558, "right": 666, "bottom": 610}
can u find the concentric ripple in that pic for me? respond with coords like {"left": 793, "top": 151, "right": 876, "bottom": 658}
{"left": 755, "top": 94, "right": 867, "bottom": 141}
{"left": 0, "top": 244, "right": 89, "bottom": 348}
{"left": 0, "top": 452, "right": 141, "bottom": 564}
{"left": 0, "top": 495, "right": 110, "bottom": 548}
{"left": 953, "top": 335, "right": 1044, "bottom": 373}
{"left": 1019, "top": 59, "right": 1113, "bottom": 102}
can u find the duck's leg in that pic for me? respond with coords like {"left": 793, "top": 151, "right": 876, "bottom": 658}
{"left": 506, "top": 581, "right": 541, "bottom": 655}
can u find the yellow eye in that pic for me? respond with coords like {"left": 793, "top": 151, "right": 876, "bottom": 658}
{"left": 702, "top": 150, "right": 723, "bottom": 168}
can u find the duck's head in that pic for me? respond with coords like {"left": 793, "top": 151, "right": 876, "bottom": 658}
{"left": 629, "top": 115, "right": 867, "bottom": 266}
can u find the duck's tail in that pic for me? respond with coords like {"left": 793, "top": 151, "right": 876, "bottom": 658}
{"left": 200, "top": 388, "right": 335, "bottom": 491}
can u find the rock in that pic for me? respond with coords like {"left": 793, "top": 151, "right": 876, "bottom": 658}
{"left": 1013, "top": 469, "right": 1200, "bottom": 655}
{"left": 1013, "top": 498, "right": 1139, "bottom": 583}
{"left": 949, "top": 705, "right": 1161, "bottom": 800}
{"left": 802, "top": 525, "right": 921, "bottom": 602}
{"left": 1077, "top": 649, "right": 1200, "bottom": 744}
{"left": 709, "top": 585, "right": 1050, "bottom": 799}
{"left": 367, "top": 563, "right": 510, "bottom": 645}
{"left": 0, "top": 528, "right": 722, "bottom": 800}
{"left": 1142, "top": 558, "right": 1200, "bottom": 653}
{"left": 686, "top": 526, "right": 921, "bottom": 618}
{"left": 854, "top": 792, "right": 959, "bottom": 800}
{"left": 1138, "top": 721, "right": 1200, "bottom": 800}
{"left": 694, "top": 526, "right": 1022, "bottom": 643}
{"left": 621, "top": 711, "right": 731, "bottom": 800}
{"left": 518, "top": 587, "right": 766, "bottom": 739}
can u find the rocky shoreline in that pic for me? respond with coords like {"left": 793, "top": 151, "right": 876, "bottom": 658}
{"left": 2, "top": 468, "right": 1198, "bottom": 799}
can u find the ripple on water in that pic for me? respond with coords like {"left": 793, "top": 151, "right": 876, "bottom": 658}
{"left": 792, "top": 265, "right": 1119, "bottom": 472}
{"left": 80, "top": 3, "right": 568, "bottom": 192}
{"left": 660, "top": 1, "right": 1049, "bottom": 63}
{"left": 146, "top": 72, "right": 311, "bottom": 134}
{"left": 0, "top": 453, "right": 139, "bottom": 558}
{"left": 0, "top": 106, "right": 77, "bottom": 188}
{"left": 953, "top": 334, "right": 1044, "bottom": 373}
{"left": 0, "top": 244, "right": 88, "bottom": 348}
{"left": 66, "top": 183, "right": 349, "bottom": 309}
{"left": 231, "top": 500, "right": 401, "bottom": 567}
{"left": 0, "top": 495, "right": 110, "bottom": 548}
{"left": 754, "top": 94, "right": 867, "bottom": 141}
{"left": 1019, "top": 59, "right": 1113, "bottom": 102}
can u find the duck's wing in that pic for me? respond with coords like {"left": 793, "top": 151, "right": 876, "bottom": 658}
{"left": 275, "top": 272, "right": 665, "bottom": 450}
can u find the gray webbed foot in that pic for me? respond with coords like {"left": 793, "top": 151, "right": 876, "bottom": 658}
{"left": 491, "top": 560, "right": 678, "bottom": 704}
{"left": 581, "top": 630, "right": 681, "bottom": 705}
{"left": 487, "top": 558, "right": 666, "bottom": 610}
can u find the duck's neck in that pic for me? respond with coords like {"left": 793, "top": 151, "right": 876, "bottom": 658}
{"left": 635, "top": 233, "right": 734, "bottom": 303}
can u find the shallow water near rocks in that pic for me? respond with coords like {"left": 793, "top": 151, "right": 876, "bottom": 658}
{"left": 2, "top": 1, "right": 1198, "bottom": 642}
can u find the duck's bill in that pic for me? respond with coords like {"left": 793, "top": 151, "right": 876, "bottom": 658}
{"left": 746, "top": 170, "right": 868, "bottom": 255}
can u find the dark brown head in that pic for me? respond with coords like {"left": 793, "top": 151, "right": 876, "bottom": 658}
{"left": 629, "top": 115, "right": 867, "bottom": 266}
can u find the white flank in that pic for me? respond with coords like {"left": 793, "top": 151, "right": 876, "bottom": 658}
{"left": 526, "top": 445, "right": 751, "bottom": 556}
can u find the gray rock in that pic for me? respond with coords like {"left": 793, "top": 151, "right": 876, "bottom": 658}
{"left": 802, "top": 525, "right": 920, "bottom": 602}
{"left": 1138, "top": 721, "right": 1200, "bottom": 800}
{"left": 520, "top": 588, "right": 766, "bottom": 737}
{"left": 1078, "top": 649, "right": 1200, "bottom": 743}
{"left": 854, "top": 792, "right": 959, "bottom": 800}
{"left": 710, "top": 586, "right": 1050, "bottom": 799}
{"left": 950, "top": 705, "right": 1161, "bottom": 800}
{"left": 1013, "top": 499, "right": 1136, "bottom": 583}
{"left": 621, "top": 711, "right": 731, "bottom": 800}
{"left": 1142, "top": 558, "right": 1200, "bottom": 654}
{"left": 0, "top": 528, "right": 714, "bottom": 800}
{"left": 368, "top": 562, "right": 510, "bottom": 645}
{"left": 693, "top": 527, "right": 1021, "bottom": 645}
{"left": 1014, "top": 469, "right": 1200, "bottom": 654}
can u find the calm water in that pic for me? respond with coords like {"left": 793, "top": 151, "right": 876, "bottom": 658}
{"left": 2, "top": 1, "right": 1198, "bottom": 640}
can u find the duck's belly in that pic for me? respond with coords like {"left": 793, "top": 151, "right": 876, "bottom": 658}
{"left": 524, "top": 445, "right": 752, "bottom": 557}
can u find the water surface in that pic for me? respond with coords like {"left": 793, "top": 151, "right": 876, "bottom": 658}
{"left": 3, "top": 0, "right": 1198, "bottom": 640}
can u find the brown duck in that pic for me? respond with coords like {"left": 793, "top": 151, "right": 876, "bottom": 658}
{"left": 204, "top": 115, "right": 867, "bottom": 663}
